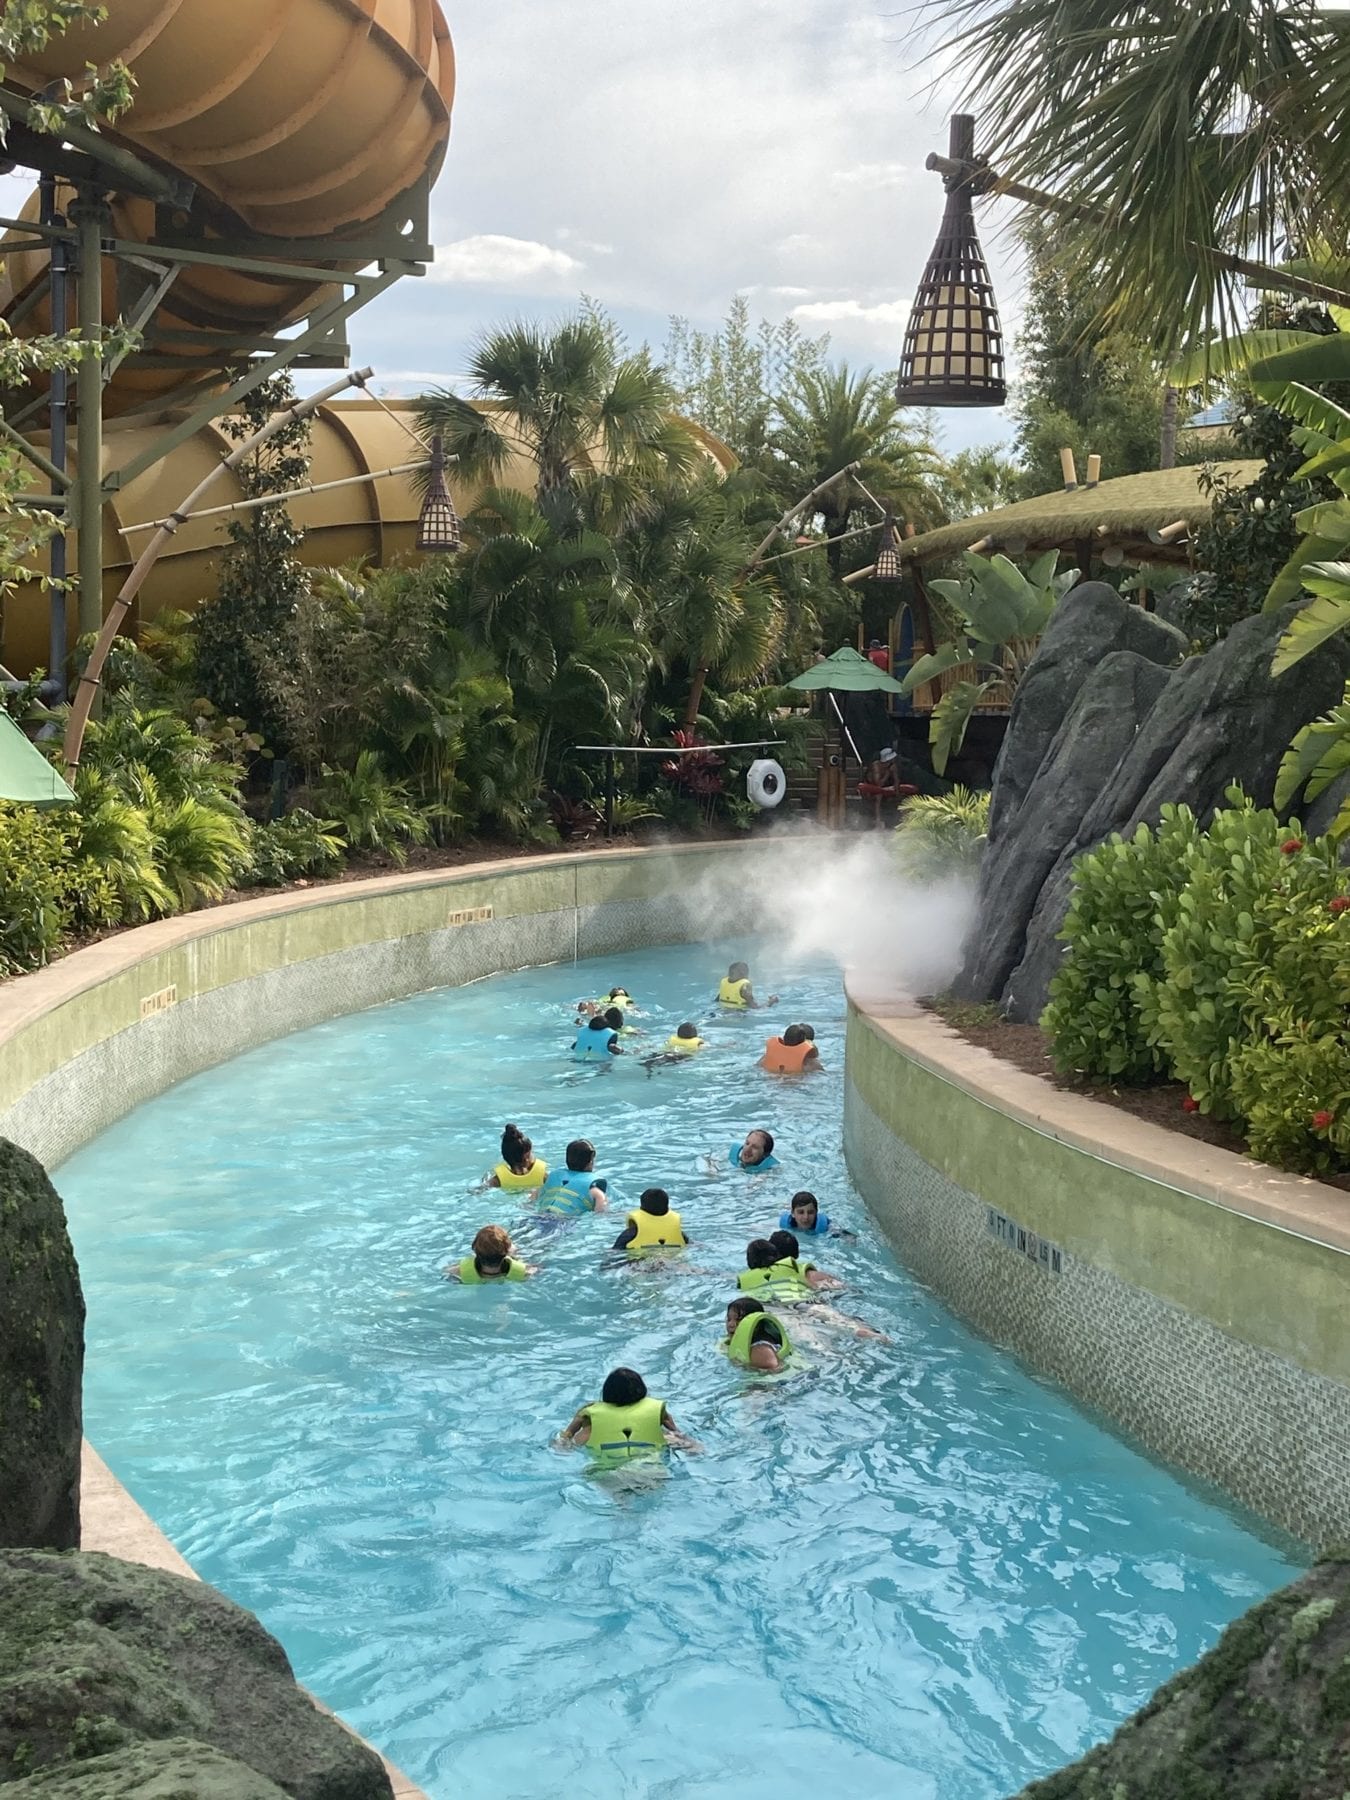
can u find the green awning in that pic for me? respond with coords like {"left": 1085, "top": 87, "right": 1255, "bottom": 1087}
{"left": 0, "top": 712, "right": 76, "bottom": 808}
{"left": 787, "top": 645, "right": 909, "bottom": 695}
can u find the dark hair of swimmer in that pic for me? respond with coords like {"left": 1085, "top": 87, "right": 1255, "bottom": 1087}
{"left": 500, "top": 1123, "right": 532, "bottom": 1170}
{"left": 727, "top": 1296, "right": 765, "bottom": 1327}
{"left": 608, "top": 986, "right": 630, "bottom": 1000}
{"left": 639, "top": 1187, "right": 670, "bottom": 1216}
{"left": 781, "top": 1024, "right": 806, "bottom": 1046}
{"left": 586, "top": 1014, "right": 611, "bottom": 1032}
{"left": 676, "top": 1022, "right": 699, "bottom": 1039}
{"left": 728, "top": 960, "right": 750, "bottom": 981}
{"left": 746, "top": 1238, "right": 777, "bottom": 1269}
{"left": 798, "top": 1023, "right": 816, "bottom": 1041}
{"left": 565, "top": 1139, "right": 597, "bottom": 1171}
{"left": 602, "top": 1366, "right": 647, "bottom": 1406}
{"left": 603, "top": 1007, "right": 625, "bottom": 1030}
{"left": 769, "top": 1229, "right": 799, "bottom": 1259}
{"left": 790, "top": 1192, "right": 819, "bottom": 1220}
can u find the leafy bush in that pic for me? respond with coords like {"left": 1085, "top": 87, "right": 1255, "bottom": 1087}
{"left": 0, "top": 807, "right": 77, "bottom": 973}
{"left": 1043, "top": 806, "right": 1201, "bottom": 1082}
{"left": 244, "top": 810, "right": 346, "bottom": 887}
{"left": 315, "top": 752, "right": 429, "bottom": 863}
{"left": 893, "top": 786, "right": 990, "bottom": 883}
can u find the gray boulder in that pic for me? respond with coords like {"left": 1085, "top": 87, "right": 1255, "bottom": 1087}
{"left": 0, "top": 1550, "right": 392, "bottom": 1799}
{"left": 987, "top": 581, "right": 1186, "bottom": 839}
{"left": 0, "top": 1140, "right": 83, "bottom": 1550}
{"left": 957, "top": 650, "right": 1173, "bottom": 1002}
{"left": 10, "top": 1740, "right": 290, "bottom": 1799}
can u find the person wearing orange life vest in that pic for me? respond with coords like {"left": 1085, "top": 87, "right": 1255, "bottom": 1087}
{"left": 760, "top": 1022, "right": 822, "bottom": 1075}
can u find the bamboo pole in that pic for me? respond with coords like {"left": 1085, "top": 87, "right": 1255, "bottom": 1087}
{"left": 117, "top": 460, "right": 424, "bottom": 535}
{"left": 745, "top": 462, "right": 861, "bottom": 569}
{"left": 63, "top": 368, "right": 373, "bottom": 771}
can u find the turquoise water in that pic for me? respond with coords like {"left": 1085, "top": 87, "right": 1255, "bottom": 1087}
{"left": 58, "top": 940, "right": 1299, "bottom": 1800}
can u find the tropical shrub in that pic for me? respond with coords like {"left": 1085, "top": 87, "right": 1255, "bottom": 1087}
{"left": 1042, "top": 806, "right": 1201, "bottom": 1082}
{"left": 893, "top": 787, "right": 991, "bottom": 884}
{"left": 0, "top": 807, "right": 78, "bottom": 974}
{"left": 244, "top": 810, "right": 346, "bottom": 887}
{"left": 315, "top": 752, "right": 429, "bottom": 863}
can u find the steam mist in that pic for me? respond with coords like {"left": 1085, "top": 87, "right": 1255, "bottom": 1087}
{"left": 665, "top": 829, "right": 977, "bottom": 1006}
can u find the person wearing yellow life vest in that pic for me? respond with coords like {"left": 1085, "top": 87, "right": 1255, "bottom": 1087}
{"left": 445, "top": 1224, "right": 537, "bottom": 1284}
{"left": 716, "top": 961, "right": 779, "bottom": 1010}
{"left": 640, "top": 1021, "right": 705, "bottom": 1076}
{"left": 487, "top": 1122, "right": 548, "bottom": 1192}
{"left": 763, "top": 1230, "right": 890, "bottom": 1342}
{"left": 722, "top": 1297, "right": 793, "bottom": 1372}
{"left": 760, "top": 1023, "right": 821, "bottom": 1075}
{"left": 557, "top": 1366, "right": 699, "bottom": 1465}
{"left": 611, "top": 1187, "right": 689, "bottom": 1256}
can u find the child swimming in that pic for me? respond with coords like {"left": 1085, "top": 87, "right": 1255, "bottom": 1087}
{"left": 557, "top": 1366, "right": 698, "bottom": 1463}
{"left": 721, "top": 1297, "right": 792, "bottom": 1372}
{"left": 611, "top": 1187, "right": 689, "bottom": 1256}
{"left": 760, "top": 1024, "right": 821, "bottom": 1075}
{"left": 777, "top": 1191, "right": 853, "bottom": 1239}
{"left": 766, "top": 1229, "right": 889, "bottom": 1341}
{"left": 487, "top": 1123, "right": 548, "bottom": 1191}
{"left": 537, "top": 1139, "right": 608, "bottom": 1217}
{"left": 716, "top": 961, "right": 779, "bottom": 1010}
{"left": 445, "top": 1224, "right": 538, "bottom": 1283}
{"left": 573, "top": 1010, "right": 624, "bottom": 1060}
{"left": 640, "top": 1022, "right": 705, "bottom": 1075}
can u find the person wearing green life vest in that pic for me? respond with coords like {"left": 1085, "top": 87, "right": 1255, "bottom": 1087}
{"left": 763, "top": 1230, "right": 890, "bottom": 1342}
{"left": 445, "top": 1224, "right": 538, "bottom": 1284}
{"left": 557, "top": 1366, "right": 700, "bottom": 1464}
{"left": 722, "top": 1297, "right": 792, "bottom": 1372}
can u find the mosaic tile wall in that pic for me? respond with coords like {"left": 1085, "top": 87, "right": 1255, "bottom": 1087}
{"left": 844, "top": 1079, "right": 1350, "bottom": 1549}
{"left": 1, "top": 858, "right": 768, "bottom": 1172}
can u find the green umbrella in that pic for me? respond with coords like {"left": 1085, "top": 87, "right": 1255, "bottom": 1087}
{"left": 786, "top": 645, "right": 908, "bottom": 696}
{"left": 0, "top": 712, "right": 76, "bottom": 808}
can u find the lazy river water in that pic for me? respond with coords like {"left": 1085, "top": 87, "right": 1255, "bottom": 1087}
{"left": 57, "top": 939, "right": 1301, "bottom": 1800}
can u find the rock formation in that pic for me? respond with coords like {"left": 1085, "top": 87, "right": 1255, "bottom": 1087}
{"left": 0, "top": 1550, "right": 393, "bottom": 1799}
{"left": 1008, "top": 1555, "right": 1350, "bottom": 1798}
{"left": 0, "top": 1140, "right": 84, "bottom": 1550}
{"left": 8, "top": 1739, "right": 291, "bottom": 1797}
{"left": 956, "top": 586, "right": 1350, "bottom": 1018}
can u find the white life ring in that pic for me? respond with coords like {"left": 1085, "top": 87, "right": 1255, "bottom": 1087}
{"left": 746, "top": 758, "right": 786, "bottom": 809}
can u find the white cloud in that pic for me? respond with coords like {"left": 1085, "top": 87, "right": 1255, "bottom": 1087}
{"left": 833, "top": 162, "right": 911, "bottom": 190}
{"left": 792, "top": 299, "right": 912, "bottom": 327}
{"left": 557, "top": 228, "right": 614, "bottom": 256}
{"left": 428, "top": 235, "right": 584, "bottom": 289}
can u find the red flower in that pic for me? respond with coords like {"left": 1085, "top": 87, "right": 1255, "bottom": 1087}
{"left": 1312, "top": 1110, "right": 1335, "bottom": 1131}
{"left": 1331, "top": 897, "right": 1350, "bottom": 915}
{"left": 1281, "top": 838, "right": 1303, "bottom": 854}
{"left": 1181, "top": 1095, "right": 1200, "bottom": 1113}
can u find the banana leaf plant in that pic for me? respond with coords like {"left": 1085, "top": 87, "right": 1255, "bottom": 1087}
{"left": 899, "top": 549, "right": 1078, "bottom": 773}
{"left": 1275, "top": 678, "right": 1350, "bottom": 841}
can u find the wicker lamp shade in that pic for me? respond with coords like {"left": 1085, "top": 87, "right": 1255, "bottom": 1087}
{"left": 873, "top": 513, "right": 903, "bottom": 581}
{"left": 417, "top": 435, "right": 462, "bottom": 552}
{"left": 895, "top": 115, "right": 1006, "bottom": 409}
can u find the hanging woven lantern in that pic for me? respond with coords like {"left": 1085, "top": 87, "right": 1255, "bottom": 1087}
{"left": 895, "top": 115, "right": 1006, "bottom": 409}
{"left": 873, "top": 512, "right": 903, "bottom": 581}
{"left": 416, "top": 434, "right": 461, "bottom": 552}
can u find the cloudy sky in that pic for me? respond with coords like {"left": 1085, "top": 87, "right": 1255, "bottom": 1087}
{"left": 348, "top": 0, "right": 1025, "bottom": 457}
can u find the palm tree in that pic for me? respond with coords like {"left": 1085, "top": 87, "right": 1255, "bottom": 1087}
{"left": 416, "top": 317, "right": 703, "bottom": 521}
{"left": 770, "top": 365, "right": 948, "bottom": 575}
{"left": 931, "top": 0, "right": 1350, "bottom": 352}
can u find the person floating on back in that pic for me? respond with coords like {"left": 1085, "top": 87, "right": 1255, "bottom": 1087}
{"left": 777, "top": 1190, "right": 853, "bottom": 1239}
{"left": 446, "top": 1224, "right": 537, "bottom": 1283}
{"left": 730, "top": 1128, "right": 778, "bottom": 1171}
{"left": 717, "top": 961, "right": 778, "bottom": 1010}
{"left": 487, "top": 1122, "right": 548, "bottom": 1192}
{"left": 722, "top": 1297, "right": 792, "bottom": 1372}
{"left": 765, "top": 1229, "right": 888, "bottom": 1341}
{"left": 557, "top": 1366, "right": 699, "bottom": 1465}
{"left": 760, "top": 1023, "right": 821, "bottom": 1076}
{"left": 537, "top": 1139, "right": 608, "bottom": 1219}
{"left": 573, "top": 1008, "right": 624, "bottom": 1061}
{"left": 640, "top": 1021, "right": 705, "bottom": 1076}
{"left": 612, "top": 1186, "right": 688, "bottom": 1257}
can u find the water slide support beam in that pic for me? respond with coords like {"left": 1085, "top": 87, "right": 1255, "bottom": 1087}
{"left": 72, "top": 192, "right": 107, "bottom": 648}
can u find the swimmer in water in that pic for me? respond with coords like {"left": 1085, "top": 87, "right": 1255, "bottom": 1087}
{"left": 557, "top": 1366, "right": 699, "bottom": 1460}
{"left": 486, "top": 1122, "right": 547, "bottom": 1191}
{"left": 573, "top": 1010, "right": 624, "bottom": 1060}
{"left": 777, "top": 1190, "right": 855, "bottom": 1240}
{"left": 537, "top": 1139, "right": 608, "bottom": 1217}
{"left": 760, "top": 1023, "right": 821, "bottom": 1075}
{"left": 733, "top": 1129, "right": 778, "bottom": 1169}
{"left": 611, "top": 1187, "right": 689, "bottom": 1256}
{"left": 445, "top": 1224, "right": 538, "bottom": 1283}
{"left": 722, "top": 1297, "right": 792, "bottom": 1371}
{"left": 716, "top": 961, "right": 779, "bottom": 1010}
{"left": 641, "top": 1021, "right": 705, "bottom": 1075}
{"left": 766, "top": 1229, "right": 889, "bottom": 1341}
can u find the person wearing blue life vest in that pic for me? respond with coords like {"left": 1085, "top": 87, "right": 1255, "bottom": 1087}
{"left": 537, "top": 1139, "right": 608, "bottom": 1218}
{"left": 777, "top": 1190, "right": 855, "bottom": 1240}
{"left": 730, "top": 1128, "right": 778, "bottom": 1170}
{"left": 573, "top": 1008, "right": 624, "bottom": 1061}
{"left": 557, "top": 1366, "right": 699, "bottom": 1462}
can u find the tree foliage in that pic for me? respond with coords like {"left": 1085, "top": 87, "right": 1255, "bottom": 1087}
{"left": 664, "top": 295, "right": 828, "bottom": 461}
